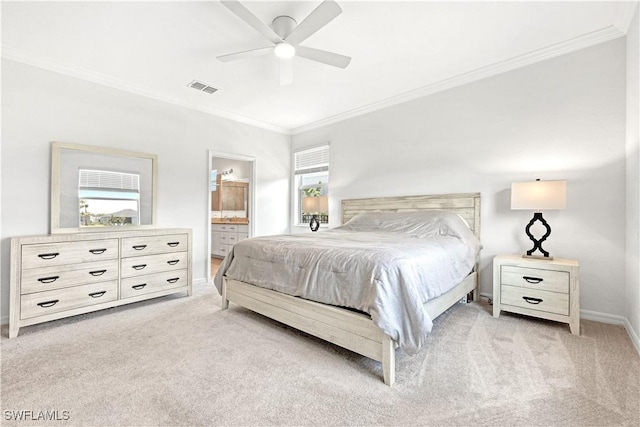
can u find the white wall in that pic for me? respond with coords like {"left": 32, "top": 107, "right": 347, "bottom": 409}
{"left": 626, "top": 5, "right": 640, "bottom": 347}
{"left": 293, "top": 39, "right": 627, "bottom": 319}
{"left": 1, "top": 59, "right": 291, "bottom": 322}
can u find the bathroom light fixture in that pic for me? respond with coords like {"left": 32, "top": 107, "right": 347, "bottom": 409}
{"left": 221, "top": 168, "right": 234, "bottom": 181}
{"left": 511, "top": 179, "right": 566, "bottom": 259}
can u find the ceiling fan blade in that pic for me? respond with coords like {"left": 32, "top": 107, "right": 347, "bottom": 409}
{"left": 221, "top": 0, "right": 283, "bottom": 45}
{"left": 285, "top": 0, "right": 342, "bottom": 45}
{"left": 280, "top": 58, "right": 293, "bottom": 86}
{"left": 217, "top": 46, "right": 274, "bottom": 62}
{"left": 295, "top": 45, "right": 351, "bottom": 69}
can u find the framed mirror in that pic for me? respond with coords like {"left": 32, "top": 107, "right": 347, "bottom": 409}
{"left": 51, "top": 142, "right": 157, "bottom": 233}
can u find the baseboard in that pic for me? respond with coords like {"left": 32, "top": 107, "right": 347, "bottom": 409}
{"left": 579, "top": 308, "right": 627, "bottom": 325}
{"left": 579, "top": 309, "right": 640, "bottom": 355}
{"left": 479, "top": 292, "right": 493, "bottom": 302}
{"left": 193, "top": 277, "right": 208, "bottom": 286}
{"left": 624, "top": 318, "right": 640, "bottom": 355}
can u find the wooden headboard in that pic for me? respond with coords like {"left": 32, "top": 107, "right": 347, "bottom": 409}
{"left": 341, "top": 193, "right": 481, "bottom": 240}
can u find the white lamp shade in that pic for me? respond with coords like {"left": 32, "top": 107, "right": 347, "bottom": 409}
{"left": 511, "top": 180, "right": 566, "bottom": 210}
{"left": 302, "top": 195, "right": 328, "bottom": 212}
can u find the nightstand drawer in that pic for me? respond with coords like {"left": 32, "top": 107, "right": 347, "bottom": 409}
{"left": 501, "top": 285, "right": 569, "bottom": 316}
{"left": 501, "top": 265, "right": 569, "bottom": 293}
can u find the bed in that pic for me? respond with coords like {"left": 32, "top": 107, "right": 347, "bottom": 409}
{"left": 214, "top": 193, "right": 481, "bottom": 385}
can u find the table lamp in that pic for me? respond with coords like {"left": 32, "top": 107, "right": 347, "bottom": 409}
{"left": 511, "top": 179, "right": 566, "bottom": 259}
{"left": 302, "top": 195, "right": 328, "bottom": 232}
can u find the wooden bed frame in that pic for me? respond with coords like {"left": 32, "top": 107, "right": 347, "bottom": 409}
{"left": 221, "top": 193, "right": 481, "bottom": 386}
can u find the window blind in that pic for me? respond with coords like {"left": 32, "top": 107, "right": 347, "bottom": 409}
{"left": 294, "top": 145, "right": 329, "bottom": 175}
{"left": 79, "top": 169, "right": 140, "bottom": 191}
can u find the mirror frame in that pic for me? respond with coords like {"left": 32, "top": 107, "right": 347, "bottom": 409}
{"left": 51, "top": 141, "right": 158, "bottom": 233}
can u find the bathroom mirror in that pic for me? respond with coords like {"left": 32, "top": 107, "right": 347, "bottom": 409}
{"left": 211, "top": 177, "right": 249, "bottom": 220}
{"left": 210, "top": 158, "right": 251, "bottom": 223}
{"left": 51, "top": 141, "right": 157, "bottom": 233}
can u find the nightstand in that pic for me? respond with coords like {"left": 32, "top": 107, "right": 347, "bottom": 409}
{"left": 493, "top": 254, "right": 579, "bottom": 335}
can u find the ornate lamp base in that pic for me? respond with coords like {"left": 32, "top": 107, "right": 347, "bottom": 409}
{"left": 524, "top": 212, "right": 553, "bottom": 259}
{"left": 309, "top": 215, "right": 320, "bottom": 232}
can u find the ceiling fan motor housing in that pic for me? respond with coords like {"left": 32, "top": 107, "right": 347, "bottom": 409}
{"left": 272, "top": 15, "right": 297, "bottom": 39}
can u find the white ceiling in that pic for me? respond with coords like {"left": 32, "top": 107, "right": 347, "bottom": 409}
{"left": 2, "top": 1, "right": 636, "bottom": 134}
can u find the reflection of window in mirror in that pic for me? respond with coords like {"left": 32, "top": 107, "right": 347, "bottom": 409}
{"left": 78, "top": 169, "right": 141, "bottom": 227}
{"left": 211, "top": 170, "right": 221, "bottom": 211}
{"left": 210, "top": 170, "right": 218, "bottom": 191}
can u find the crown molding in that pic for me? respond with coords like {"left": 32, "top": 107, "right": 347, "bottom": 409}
{"left": 2, "top": 20, "right": 629, "bottom": 137}
{"left": 291, "top": 25, "right": 626, "bottom": 135}
{"left": 1, "top": 46, "right": 292, "bottom": 136}
{"left": 614, "top": 1, "right": 639, "bottom": 34}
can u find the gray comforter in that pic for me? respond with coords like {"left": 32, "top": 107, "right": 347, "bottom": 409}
{"left": 214, "top": 210, "right": 481, "bottom": 355}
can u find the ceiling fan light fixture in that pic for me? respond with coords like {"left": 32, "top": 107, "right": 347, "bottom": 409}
{"left": 274, "top": 42, "right": 296, "bottom": 59}
{"left": 219, "top": 0, "right": 352, "bottom": 84}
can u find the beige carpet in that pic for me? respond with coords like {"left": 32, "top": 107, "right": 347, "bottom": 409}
{"left": 1, "top": 281, "right": 639, "bottom": 426}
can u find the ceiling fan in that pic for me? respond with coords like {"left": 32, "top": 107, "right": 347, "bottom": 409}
{"left": 217, "top": 0, "right": 351, "bottom": 85}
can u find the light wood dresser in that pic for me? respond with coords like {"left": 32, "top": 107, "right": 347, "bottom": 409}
{"left": 493, "top": 254, "right": 579, "bottom": 335}
{"left": 10, "top": 228, "right": 192, "bottom": 338}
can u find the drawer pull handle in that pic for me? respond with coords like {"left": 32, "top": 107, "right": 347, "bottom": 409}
{"left": 132, "top": 245, "right": 147, "bottom": 251}
{"left": 523, "top": 276, "right": 543, "bottom": 284}
{"left": 37, "top": 299, "right": 59, "bottom": 308}
{"left": 167, "top": 242, "right": 180, "bottom": 247}
{"left": 132, "top": 284, "right": 147, "bottom": 290}
{"left": 522, "top": 296, "right": 543, "bottom": 305}
{"left": 37, "top": 276, "right": 59, "bottom": 284}
{"left": 37, "top": 252, "right": 59, "bottom": 260}
{"left": 167, "top": 277, "right": 180, "bottom": 284}
{"left": 167, "top": 260, "right": 180, "bottom": 266}
{"left": 132, "top": 264, "right": 147, "bottom": 270}
{"left": 89, "top": 291, "right": 106, "bottom": 298}
{"left": 89, "top": 248, "right": 107, "bottom": 255}
{"left": 89, "top": 269, "right": 107, "bottom": 276}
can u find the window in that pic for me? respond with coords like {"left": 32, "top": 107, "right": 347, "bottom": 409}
{"left": 294, "top": 145, "right": 329, "bottom": 226}
{"left": 78, "top": 169, "right": 141, "bottom": 227}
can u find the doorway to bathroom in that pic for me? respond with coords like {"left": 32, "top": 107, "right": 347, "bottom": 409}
{"left": 207, "top": 151, "right": 255, "bottom": 283}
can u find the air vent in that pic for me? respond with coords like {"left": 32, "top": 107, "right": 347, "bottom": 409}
{"left": 187, "top": 80, "right": 218, "bottom": 94}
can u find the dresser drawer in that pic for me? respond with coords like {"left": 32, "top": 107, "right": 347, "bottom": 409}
{"left": 121, "top": 269, "right": 189, "bottom": 299}
{"left": 212, "top": 224, "right": 240, "bottom": 232}
{"left": 20, "top": 280, "right": 118, "bottom": 320}
{"left": 220, "top": 234, "right": 239, "bottom": 245}
{"left": 501, "top": 265, "right": 569, "bottom": 294}
{"left": 21, "top": 259, "right": 119, "bottom": 295}
{"left": 121, "top": 252, "right": 188, "bottom": 278}
{"left": 218, "top": 245, "right": 231, "bottom": 257}
{"left": 121, "top": 234, "right": 188, "bottom": 258}
{"left": 500, "top": 285, "right": 569, "bottom": 316}
{"left": 21, "top": 239, "right": 119, "bottom": 269}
